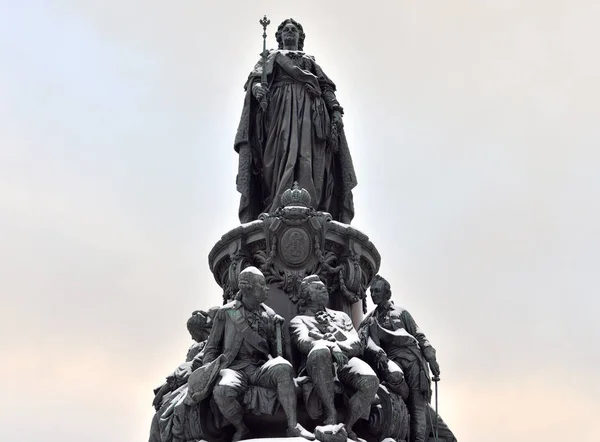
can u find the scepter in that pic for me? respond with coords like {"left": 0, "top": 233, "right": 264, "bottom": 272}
{"left": 259, "top": 15, "right": 270, "bottom": 111}
{"left": 433, "top": 375, "right": 440, "bottom": 442}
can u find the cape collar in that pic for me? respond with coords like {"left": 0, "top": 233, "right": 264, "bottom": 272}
{"left": 375, "top": 300, "right": 394, "bottom": 314}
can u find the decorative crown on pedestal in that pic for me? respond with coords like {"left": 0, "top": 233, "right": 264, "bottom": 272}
{"left": 281, "top": 181, "right": 312, "bottom": 207}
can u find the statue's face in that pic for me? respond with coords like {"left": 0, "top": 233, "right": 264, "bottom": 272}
{"left": 370, "top": 280, "right": 389, "bottom": 305}
{"left": 242, "top": 274, "right": 269, "bottom": 309}
{"left": 191, "top": 328, "right": 210, "bottom": 343}
{"left": 307, "top": 281, "right": 329, "bottom": 309}
{"left": 281, "top": 21, "right": 300, "bottom": 49}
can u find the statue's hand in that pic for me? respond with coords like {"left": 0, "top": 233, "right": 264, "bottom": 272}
{"left": 332, "top": 110, "right": 344, "bottom": 129}
{"left": 191, "top": 356, "right": 203, "bottom": 371}
{"left": 273, "top": 314, "right": 285, "bottom": 326}
{"left": 375, "top": 350, "right": 388, "bottom": 371}
{"left": 252, "top": 83, "right": 269, "bottom": 101}
{"left": 332, "top": 348, "right": 349, "bottom": 367}
{"left": 152, "top": 393, "right": 163, "bottom": 411}
{"left": 429, "top": 359, "right": 441, "bottom": 378}
{"left": 323, "top": 332, "right": 337, "bottom": 342}
{"left": 153, "top": 384, "right": 170, "bottom": 411}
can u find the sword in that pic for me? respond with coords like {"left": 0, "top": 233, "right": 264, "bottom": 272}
{"left": 433, "top": 375, "right": 440, "bottom": 442}
{"left": 259, "top": 15, "right": 270, "bottom": 111}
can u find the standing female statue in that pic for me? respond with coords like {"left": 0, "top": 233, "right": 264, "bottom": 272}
{"left": 234, "top": 18, "right": 357, "bottom": 224}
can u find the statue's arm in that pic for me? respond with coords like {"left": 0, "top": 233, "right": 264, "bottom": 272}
{"left": 290, "top": 316, "right": 318, "bottom": 355}
{"left": 358, "top": 319, "right": 385, "bottom": 360}
{"left": 250, "top": 78, "right": 264, "bottom": 101}
{"left": 364, "top": 335, "right": 386, "bottom": 363}
{"left": 322, "top": 88, "right": 343, "bottom": 115}
{"left": 335, "top": 313, "right": 364, "bottom": 358}
{"left": 312, "top": 58, "right": 344, "bottom": 115}
{"left": 402, "top": 310, "right": 436, "bottom": 361}
{"left": 246, "top": 52, "right": 274, "bottom": 100}
{"left": 190, "top": 342, "right": 208, "bottom": 370}
{"left": 337, "top": 333, "right": 363, "bottom": 358}
{"left": 185, "top": 341, "right": 204, "bottom": 362}
{"left": 202, "top": 309, "right": 226, "bottom": 364}
{"left": 245, "top": 58, "right": 264, "bottom": 91}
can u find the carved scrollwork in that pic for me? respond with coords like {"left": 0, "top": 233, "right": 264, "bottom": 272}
{"left": 223, "top": 251, "right": 252, "bottom": 303}
{"left": 314, "top": 236, "right": 343, "bottom": 274}
{"left": 208, "top": 185, "right": 380, "bottom": 312}
{"left": 340, "top": 249, "right": 368, "bottom": 313}
{"left": 253, "top": 236, "right": 314, "bottom": 301}
{"left": 315, "top": 237, "right": 367, "bottom": 312}
{"left": 363, "top": 385, "right": 409, "bottom": 442}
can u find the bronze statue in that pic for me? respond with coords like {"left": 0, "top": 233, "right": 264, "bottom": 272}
{"left": 359, "top": 275, "right": 443, "bottom": 442}
{"left": 148, "top": 15, "right": 460, "bottom": 441}
{"left": 290, "top": 275, "right": 379, "bottom": 439}
{"left": 201, "top": 267, "right": 314, "bottom": 442}
{"left": 151, "top": 309, "right": 216, "bottom": 411}
{"left": 234, "top": 18, "right": 357, "bottom": 224}
{"left": 149, "top": 309, "right": 215, "bottom": 442}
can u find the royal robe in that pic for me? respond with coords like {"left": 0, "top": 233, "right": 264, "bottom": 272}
{"left": 234, "top": 49, "right": 357, "bottom": 223}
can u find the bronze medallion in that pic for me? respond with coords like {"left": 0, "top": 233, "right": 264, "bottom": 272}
{"left": 279, "top": 227, "right": 311, "bottom": 265}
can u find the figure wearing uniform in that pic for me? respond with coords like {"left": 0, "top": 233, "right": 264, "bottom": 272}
{"left": 290, "top": 275, "right": 379, "bottom": 439}
{"left": 359, "top": 275, "right": 446, "bottom": 442}
{"left": 202, "top": 267, "right": 313, "bottom": 442}
{"left": 149, "top": 309, "right": 215, "bottom": 442}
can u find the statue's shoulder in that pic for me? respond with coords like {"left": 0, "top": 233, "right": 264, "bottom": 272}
{"left": 265, "top": 48, "right": 282, "bottom": 60}
{"left": 274, "top": 49, "right": 315, "bottom": 61}
{"left": 391, "top": 303, "right": 407, "bottom": 315}
{"left": 360, "top": 310, "right": 375, "bottom": 326}
{"left": 217, "top": 300, "right": 242, "bottom": 316}
{"left": 221, "top": 300, "right": 240, "bottom": 309}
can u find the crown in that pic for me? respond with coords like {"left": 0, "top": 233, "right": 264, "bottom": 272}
{"left": 280, "top": 182, "right": 311, "bottom": 207}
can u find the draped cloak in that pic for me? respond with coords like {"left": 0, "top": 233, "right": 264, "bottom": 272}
{"left": 234, "top": 50, "right": 357, "bottom": 224}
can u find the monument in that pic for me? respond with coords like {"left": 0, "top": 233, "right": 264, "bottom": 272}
{"left": 149, "top": 16, "right": 457, "bottom": 442}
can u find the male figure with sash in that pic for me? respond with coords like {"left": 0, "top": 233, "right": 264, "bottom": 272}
{"left": 290, "top": 275, "right": 379, "bottom": 440}
{"left": 359, "top": 275, "right": 442, "bottom": 442}
{"left": 202, "top": 267, "right": 313, "bottom": 442}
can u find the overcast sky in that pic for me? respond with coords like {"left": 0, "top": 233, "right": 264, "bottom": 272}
{"left": 1, "top": 1, "right": 598, "bottom": 441}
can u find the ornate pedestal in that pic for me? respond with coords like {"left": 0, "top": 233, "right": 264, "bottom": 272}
{"left": 208, "top": 186, "right": 381, "bottom": 325}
